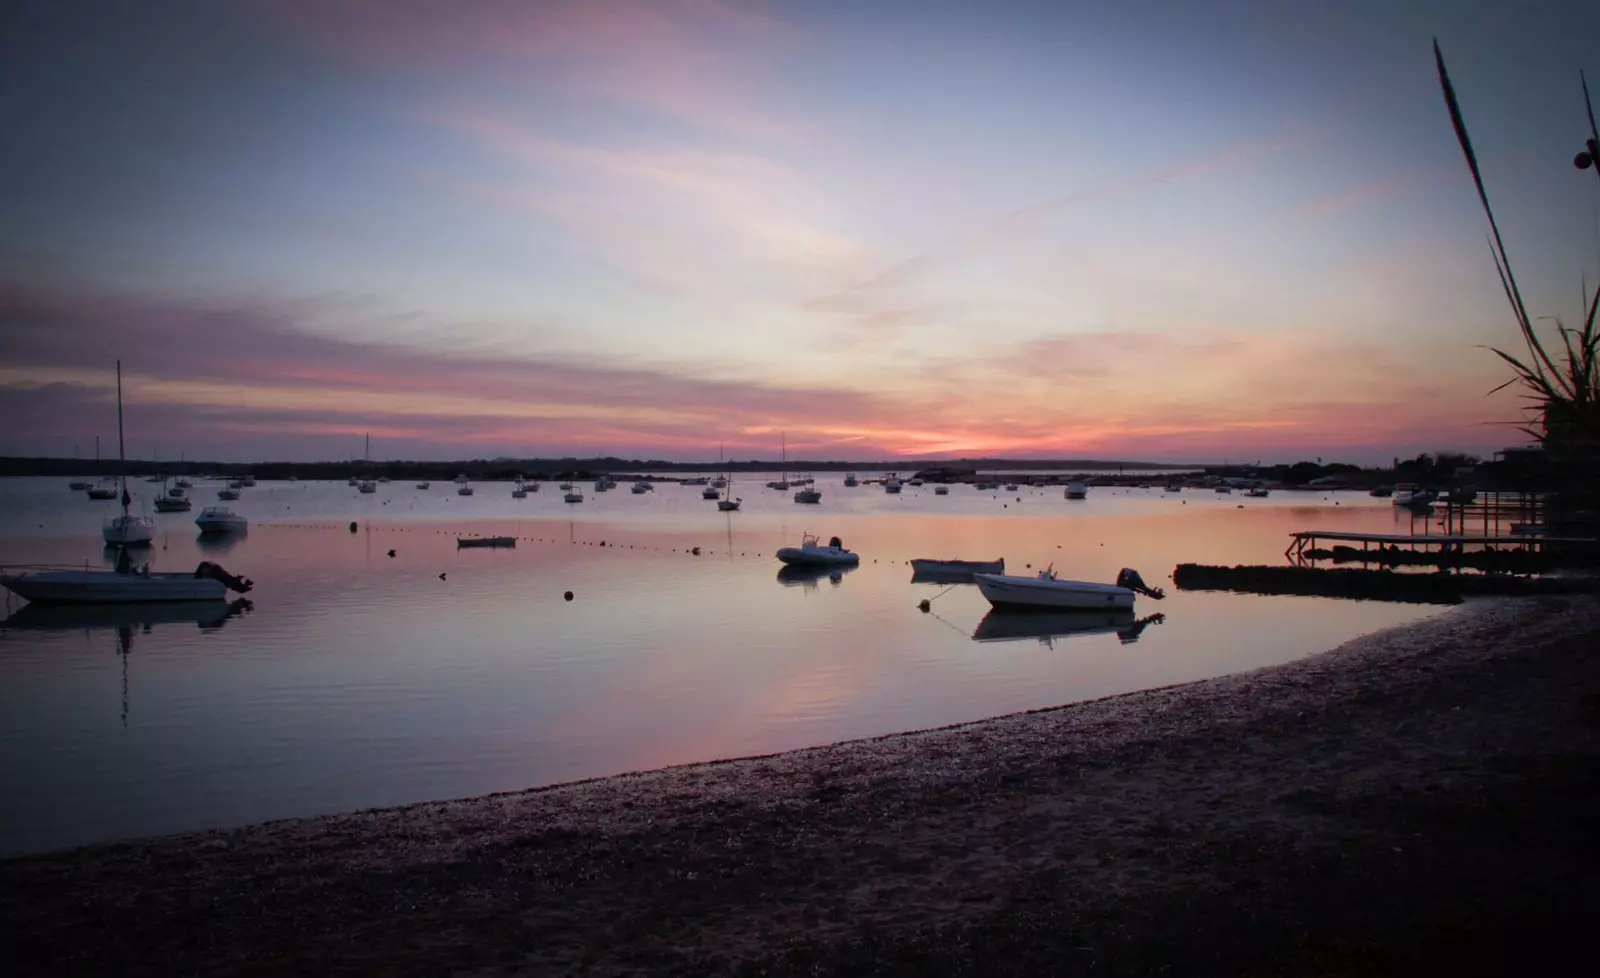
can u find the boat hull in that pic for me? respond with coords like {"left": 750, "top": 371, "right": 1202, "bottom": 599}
{"left": 0, "top": 571, "right": 227, "bottom": 604}
{"left": 457, "top": 537, "right": 516, "bottom": 548}
{"left": 102, "top": 517, "right": 154, "bottom": 546}
{"left": 973, "top": 574, "right": 1135, "bottom": 610}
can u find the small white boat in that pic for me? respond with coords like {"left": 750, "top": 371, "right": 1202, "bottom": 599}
{"left": 457, "top": 484, "right": 475, "bottom": 496}
{"left": 908, "top": 478, "right": 925, "bottom": 487}
{"left": 524, "top": 480, "right": 540, "bottom": 492}
{"left": 718, "top": 497, "right": 741, "bottom": 511}
{"left": 416, "top": 482, "right": 431, "bottom": 490}
{"left": 1214, "top": 485, "right": 1233, "bottom": 494}
{"left": 165, "top": 485, "right": 186, "bottom": 499}
{"left": 559, "top": 482, "right": 574, "bottom": 491}
{"left": 378, "top": 476, "right": 391, "bottom": 484}
{"left": 934, "top": 485, "right": 949, "bottom": 495}
{"left": 1392, "top": 484, "right": 1436, "bottom": 507}
{"left": 1004, "top": 483, "right": 1019, "bottom": 491}
{"left": 238, "top": 475, "right": 257, "bottom": 488}
{"left": 1065, "top": 483, "right": 1088, "bottom": 500}
{"left": 844, "top": 473, "right": 859, "bottom": 487}
{"left": 766, "top": 480, "right": 790, "bottom": 490}
{"left": 227, "top": 478, "right": 246, "bottom": 490}
{"left": 68, "top": 480, "right": 93, "bottom": 491}
{"left": 175, "top": 478, "right": 192, "bottom": 489}
{"left": 358, "top": 480, "right": 377, "bottom": 493}
{"left": 564, "top": 490, "right": 584, "bottom": 504}
{"left": 793, "top": 488, "right": 822, "bottom": 504}
{"left": 1165, "top": 484, "right": 1183, "bottom": 492}
{"left": 1246, "top": 487, "right": 1270, "bottom": 498}
{"left": 512, "top": 485, "right": 528, "bottom": 499}
{"left": 217, "top": 487, "right": 241, "bottom": 501}
{"left": 702, "top": 485, "right": 721, "bottom": 500}
{"left": 103, "top": 515, "right": 154, "bottom": 547}
{"left": 975, "top": 481, "right": 999, "bottom": 491}
{"left": 711, "top": 477, "right": 727, "bottom": 489}
{"left": 883, "top": 477, "right": 903, "bottom": 494}
{"left": 153, "top": 494, "right": 191, "bottom": 513}
{"left": 195, "top": 506, "right": 248, "bottom": 534}
{"left": 683, "top": 477, "right": 710, "bottom": 486}
{"left": 631, "top": 482, "right": 650, "bottom": 494}
{"left": 594, "top": 479, "right": 610, "bottom": 492}
{"left": 347, "top": 477, "right": 359, "bottom": 487}
{"left": 974, "top": 568, "right": 1133, "bottom": 610}
{"left": 911, "top": 557, "right": 1005, "bottom": 578}
{"left": 86, "top": 478, "right": 119, "bottom": 500}
{"left": 454, "top": 473, "right": 470, "bottom": 485}
{"left": 776, "top": 533, "right": 859, "bottom": 567}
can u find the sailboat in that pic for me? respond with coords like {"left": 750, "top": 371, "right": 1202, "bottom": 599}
{"left": 704, "top": 443, "right": 726, "bottom": 499}
{"left": 717, "top": 443, "right": 741, "bottom": 510}
{"left": 357, "top": 433, "right": 377, "bottom": 492}
{"left": 101, "top": 364, "right": 154, "bottom": 547}
{"left": 766, "top": 433, "right": 790, "bottom": 490}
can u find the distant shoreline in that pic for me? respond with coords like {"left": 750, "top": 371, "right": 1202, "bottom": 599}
{"left": 5, "top": 596, "right": 1596, "bottom": 975}
{"left": 0, "top": 456, "right": 1201, "bottom": 479}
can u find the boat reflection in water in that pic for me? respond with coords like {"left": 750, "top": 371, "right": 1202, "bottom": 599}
{"left": 775, "top": 564, "right": 857, "bottom": 589}
{"left": 2, "top": 598, "right": 254, "bottom": 633}
{"left": 195, "top": 531, "right": 245, "bottom": 556}
{"left": 972, "top": 609, "right": 1166, "bottom": 647}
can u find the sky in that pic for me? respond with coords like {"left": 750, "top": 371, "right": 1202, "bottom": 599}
{"left": 2, "top": 0, "right": 1598, "bottom": 465}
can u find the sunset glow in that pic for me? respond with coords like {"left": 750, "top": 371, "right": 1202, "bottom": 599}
{"left": 3, "top": 0, "right": 1597, "bottom": 463}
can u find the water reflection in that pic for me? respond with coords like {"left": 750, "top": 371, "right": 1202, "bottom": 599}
{"left": 973, "top": 610, "right": 1166, "bottom": 646}
{"left": 196, "top": 532, "right": 246, "bottom": 556}
{"left": 2, "top": 598, "right": 254, "bottom": 633}
{"left": 776, "top": 564, "right": 856, "bottom": 588}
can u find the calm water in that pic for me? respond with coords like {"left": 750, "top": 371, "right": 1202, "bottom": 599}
{"left": 0, "top": 476, "right": 1445, "bottom": 855}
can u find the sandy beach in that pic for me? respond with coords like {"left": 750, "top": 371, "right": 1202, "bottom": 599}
{"left": 4, "top": 595, "right": 1598, "bottom": 976}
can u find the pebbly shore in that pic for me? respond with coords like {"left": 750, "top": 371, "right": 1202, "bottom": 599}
{"left": 4, "top": 596, "right": 1598, "bottom": 976}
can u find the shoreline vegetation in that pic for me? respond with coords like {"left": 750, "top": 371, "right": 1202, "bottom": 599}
{"left": 4, "top": 596, "right": 1598, "bottom": 975}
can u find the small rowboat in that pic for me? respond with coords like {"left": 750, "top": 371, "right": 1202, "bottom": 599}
{"left": 456, "top": 536, "right": 516, "bottom": 548}
{"left": 909, "top": 557, "right": 1004, "bottom": 581}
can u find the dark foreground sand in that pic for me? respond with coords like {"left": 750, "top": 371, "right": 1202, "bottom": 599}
{"left": 4, "top": 597, "right": 1599, "bottom": 976}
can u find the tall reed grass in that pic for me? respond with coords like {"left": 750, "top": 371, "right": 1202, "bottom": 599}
{"left": 1433, "top": 41, "right": 1600, "bottom": 475}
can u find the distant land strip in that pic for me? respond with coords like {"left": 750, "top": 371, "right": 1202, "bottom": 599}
{"left": 0, "top": 456, "right": 1202, "bottom": 479}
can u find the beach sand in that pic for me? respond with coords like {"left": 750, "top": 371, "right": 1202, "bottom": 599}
{"left": 4, "top": 596, "right": 1598, "bottom": 975}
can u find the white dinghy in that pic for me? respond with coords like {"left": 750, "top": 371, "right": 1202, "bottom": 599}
{"left": 776, "top": 533, "right": 860, "bottom": 567}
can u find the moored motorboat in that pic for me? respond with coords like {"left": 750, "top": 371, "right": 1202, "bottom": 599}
{"left": 934, "top": 485, "right": 949, "bottom": 495}
{"left": 973, "top": 566, "right": 1163, "bottom": 611}
{"left": 86, "top": 478, "right": 119, "bottom": 500}
{"left": 0, "top": 559, "right": 252, "bottom": 604}
{"left": 1065, "top": 483, "right": 1088, "bottom": 499}
{"left": 1246, "top": 487, "right": 1270, "bottom": 498}
{"left": 217, "top": 487, "right": 241, "bottom": 501}
{"left": 457, "top": 484, "right": 475, "bottom": 496}
{"left": 153, "top": 494, "right": 191, "bottom": 513}
{"left": 776, "top": 533, "right": 860, "bottom": 567}
{"left": 844, "top": 473, "right": 859, "bottom": 487}
{"left": 793, "top": 487, "right": 821, "bottom": 504}
{"left": 512, "top": 483, "right": 528, "bottom": 498}
{"left": 195, "top": 506, "right": 248, "bottom": 534}
{"left": 416, "top": 482, "right": 431, "bottom": 490}
{"left": 358, "top": 480, "right": 377, "bottom": 493}
{"left": 67, "top": 480, "right": 92, "bottom": 491}
{"left": 883, "top": 477, "right": 902, "bottom": 494}
{"left": 564, "top": 490, "right": 584, "bottom": 503}
{"left": 702, "top": 484, "right": 721, "bottom": 500}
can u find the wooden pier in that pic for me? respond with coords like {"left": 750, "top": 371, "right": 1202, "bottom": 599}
{"left": 1284, "top": 529, "right": 1593, "bottom": 562}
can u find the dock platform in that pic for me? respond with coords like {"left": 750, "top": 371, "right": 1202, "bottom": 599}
{"left": 1284, "top": 530, "right": 1597, "bottom": 561}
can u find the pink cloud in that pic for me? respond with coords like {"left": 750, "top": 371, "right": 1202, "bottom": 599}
{"left": 260, "top": 0, "right": 800, "bottom": 139}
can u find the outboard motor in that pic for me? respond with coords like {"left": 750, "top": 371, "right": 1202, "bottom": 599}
{"left": 195, "top": 561, "right": 254, "bottom": 594}
{"left": 1116, "top": 568, "right": 1165, "bottom": 600}
{"left": 828, "top": 536, "right": 843, "bottom": 549}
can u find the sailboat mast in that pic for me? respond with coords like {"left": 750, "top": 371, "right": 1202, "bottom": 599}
{"left": 116, "top": 360, "right": 129, "bottom": 517}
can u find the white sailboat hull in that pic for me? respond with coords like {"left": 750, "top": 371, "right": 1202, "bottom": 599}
{"left": 1, "top": 570, "right": 227, "bottom": 604}
{"left": 102, "top": 516, "right": 154, "bottom": 546}
{"left": 973, "top": 573, "right": 1135, "bottom": 610}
